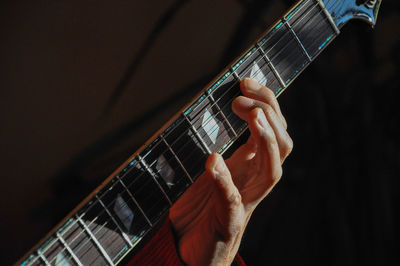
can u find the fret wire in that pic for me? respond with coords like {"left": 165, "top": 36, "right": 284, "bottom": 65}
{"left": 126, "top": 2, "right": 330, "bottom": 214}
{"left": 239, "top": 45, "right": 284, "bottom": 88}
{"left": 179, "top": 72, "right": 253, "bottom": 152}
{"left": 131, "top": 138, "right": 199, "bottom": 210}
{"left": 138, "top": 155, "right": 173, "bottom": 205}
{"left": 82, "top": 204, "right": 132, "bottom": 246}
{"left": 92, "top": 4, "right": 334, "bottom": 191}
{"left": 166, "top": 118, "right": 221, "bottom": 165}
{"left": 289, "top": 0, "right": 320, "bottom": 30}
{"left": 116, "top": 175, "right": 154, "bottom": 226}
{"left": 185, "top": 107, "right": 233, "bottom": 152}
{"left": 206, "top": 90, "right": 238, "bottom": 137}
{"left": 190, "top": 105, "right": 236, "bottom": 150}
{"left": 19, "top": 2, "right": 344, "bottom": 264}
{"left": 183, "top": 114, "right": 212, "bottom": 155}
{"left": 295, "top": 10, "right": 337, "bottom": 60}
{"left": 188, "top": 82, "right": 242, "bottom": 132}
{"left": 284, "top": 19, "right": 312, "bottom": 62}
{"left": 160, "top": 1, "right": 330, "bottom": 158}
{"left": 62, "top": 221, "right": 104, "bottom": 265}
{"left": 284, "top": 0, "right": 338, "bottom": 62}
{"left": 25, "top": 256, "right": 43, "bottom": 266}
{"left": 230, "top": 68, "right": 240, "bottom": 81}
{"left": 164, "top": 117, "right": 213, "bottom": 163}
{"left": 167, "top": 0, "right": 335, "bottom": 156}
{"left": 40, "top": 225, "right": 81, "bottom": 264}
{"left": 317, "top": 0, "right": 340, "bottom": 34}
{"left": 260, "top": 36, "right": 299, "bottom": 87}
{"left": 119, "top": 160, "right": 174, "bottom": 220}
{"left": 146, "top": 154, "right": 194, "bottom": 187}
{"left": 36, "top": 250, "right": 51, "bottom": 266}
{"left": 226, "top": 111, "right": 247, "bottom": 134}
{"left": 195, "top": 109, "right": 234, "bottom": 145}
{"left": 56, "top": 233, "right": 84, "bottom": 266}
{"left": 210, "top": 92, "right": 243, "bottom": 136}
{"left": 256, "top": 43, "right": 287, "bottom": 88}
{"left": 161, "top": 135, "right": 194, "bottom": 183}
{"left": 255, "top": 0, "right": 335, "bottom": 85}
{"left": 166, "top": 130, "right": 209, "bottom": 169}
{"left": 73, "top": 197, "right": 138, "bottom": 264}
{"left": 69, "top": 20, "right": 334, "bottom": 260}
{"left": 261, "top": 1, "right": 331, "bottom": 61}
{"left": 94, "top": 195, "right": 134, "bottom": 249}
{"left": 75, "top": 216, "right": 133, "bottom": 265}
{"left": 167, "top": 1, "right": 322, "bottom": 151}
{"left": 76, "top": 212, "right": 115, "bottom": 266}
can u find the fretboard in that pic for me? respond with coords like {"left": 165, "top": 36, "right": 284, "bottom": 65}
{"left": 20, "top": 0, "right": 340, "bottom": 265}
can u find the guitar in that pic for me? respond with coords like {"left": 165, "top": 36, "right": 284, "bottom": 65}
{"left": 18, "top": 0, "right": 382, "bottom": 265}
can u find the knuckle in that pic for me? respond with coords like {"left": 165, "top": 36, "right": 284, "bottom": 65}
{"left": 264, "top": 87, "right": 275, "bottom": 98}
{"left": 231, "top": 222, "right": 243, "bottom": 236}
{"left": 264, "top": 104, "right": 274, "bottom": 116}
{"left": 283, "top": 136, "right": 294, "bottom": 154}
{"left": 271, "top": 167, "right": 283, "bottom": 183}
{"left": 266, "top": 131, "right": 278, "bottom": 145}
{"left": 264, "top": 88, "right": 276, "bottom": 103}
{"left": 287, "top": 137, "right": 294, "bottom": 152}
{"left": 229, "top": 191, "right": 242, "bottom": 206}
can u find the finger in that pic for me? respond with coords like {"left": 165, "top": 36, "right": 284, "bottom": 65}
{"left": 227, "top": 133, "right": 257, "bottom": 163}
{"left": 225, "top": 134, "right": 257, "bottom": 190}
{"left": 206, "top": 153, "right": 245, "bottom": 241}
{"left": 233, "top": 96, "right": 293, "bottom": 162}
{"left": 240, "top": 78, "right": 287, "bottom": 129}
{"left": 206, "top": 153, "right": 242, "bottom": 208}
{"left": 249, "top": 108, "right": 283, "bottom": 186}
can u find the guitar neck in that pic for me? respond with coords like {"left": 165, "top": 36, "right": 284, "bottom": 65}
{"left": 20, "top": 0, "right": 340, "bottom": 265}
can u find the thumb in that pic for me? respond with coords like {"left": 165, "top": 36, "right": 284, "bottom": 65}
{"left": 206, "top": 153, "right": 242, "bottom": 208}
{"left": 206, "top": 153, "right": 245, "bottom": 244}
{"left": 206, "top": 154, "right": 246, "bottom": 264}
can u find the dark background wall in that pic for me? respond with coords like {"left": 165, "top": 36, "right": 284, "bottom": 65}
{"left": 0, "top": 0, "right": 398, "bottom": 265}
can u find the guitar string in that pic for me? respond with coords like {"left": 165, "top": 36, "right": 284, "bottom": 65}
{"left": 145, "top": 0, "right": 328, "bottom": 161}
{"left": 55, "top": 188, "right": 147, "bottom": 264}
{"left": 106, "top": 0, "right": 329, "bottom": 206}
{"left": 173, "top": 0, "right": 341, "bottom": 153}
{"left": 84, "top": 0, "right": 339, "bottom": 247}
{"left": 50, "top": 208, "right": 120, "bottom": 264}
{"left": 50, "top": 162, "right": 170, "bottom": 263}
{"left": 47, "top": 1, "right": 335, "bottom": 260}
{"left": 31, "top": 0, "right": 340, "bottom": 262}
{"left": 176, "top": 0, "right": 339, "bottom": 196}
{"left": 44, "top": 173, "right": 152, "bottom": 264}
{"left": 159, "top": 0, "right": 341, "bottom": 159}
{"left": 130, "top": 0, "right": 342, "bottom": 210}
{"left": 211, "top": 1, "right": 338, "bottom": 134}
{"left": 47, "top": 1, "right": 337, "bottom": 262}
{"left": 162, "top": 0, "right": 334, "bottom": 156}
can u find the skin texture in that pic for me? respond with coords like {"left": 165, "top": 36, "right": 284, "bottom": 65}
{"left": 169, "top": 78, "right": 293, "bottom": 266}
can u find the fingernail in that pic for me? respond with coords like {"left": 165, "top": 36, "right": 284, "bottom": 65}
{"left": 244, "top": 78, "right": 262, "bottom": 91}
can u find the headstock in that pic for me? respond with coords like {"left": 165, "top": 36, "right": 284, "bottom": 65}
{"left": 323, "top": 0, "right": 382, "bottom": 28}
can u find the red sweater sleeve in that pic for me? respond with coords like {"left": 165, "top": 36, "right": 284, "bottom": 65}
{"left": 127, "top": 219, "right": 245, "bottom": 265}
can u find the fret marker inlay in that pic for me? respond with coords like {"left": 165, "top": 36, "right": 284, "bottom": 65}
{"left": 156, "top": 154, "right": 176, "bottom": 188}
{"left": 114, "top": 194, "right": 135, "bottom": 231}
{"left": 202, "top": 109, "right": 219, "bottom": 144}
{"left": 55, "top": 252, "right": 71, "bottom": 266}
{"left": 18, "top": 0, "right": 372, "bottom": 263}
{"left": 250, "top": 61, "right": 267, "bottom": 86}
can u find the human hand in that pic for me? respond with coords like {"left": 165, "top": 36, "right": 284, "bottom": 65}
{"left": 169, "top": 78, "right": 293, "bottom": 265}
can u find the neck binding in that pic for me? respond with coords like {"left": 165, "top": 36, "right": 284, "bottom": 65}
{"left": 20, "top": 0, "right": 339, "bottom": 265}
